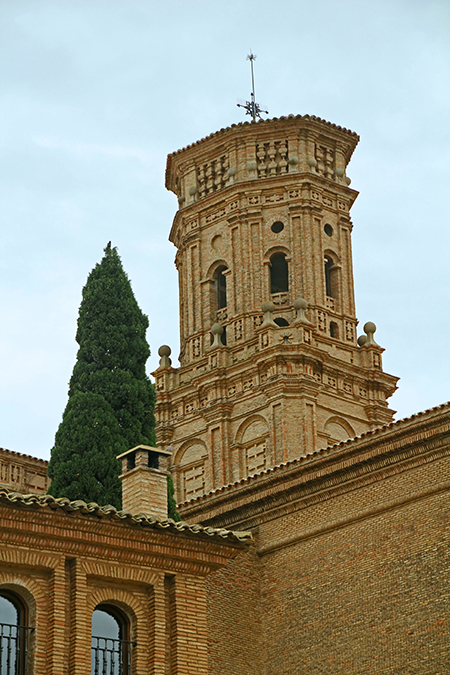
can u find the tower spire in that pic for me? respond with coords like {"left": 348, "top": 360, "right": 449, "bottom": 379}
{"left": 237, "top": 52, "right": 268, "bottom": 122}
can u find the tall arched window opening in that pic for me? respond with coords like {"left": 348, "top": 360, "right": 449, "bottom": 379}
{"left": 270, "top": 254, "right": 289, "bottom": 294}
{"left": 0, "top": 591, "right": 32, "bottom": 675}
{"left": 214, "top": 266, "right": 227, "bottom": 310}
{"left": 91, "top": 605, "right": 132, "bottom": 675}
{"left": 324, "top": 255, "right": 340, "bottom": 305}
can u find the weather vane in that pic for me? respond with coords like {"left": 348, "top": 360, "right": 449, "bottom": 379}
{"left": 237, "top": 52, "right": 268, "bottom": 122}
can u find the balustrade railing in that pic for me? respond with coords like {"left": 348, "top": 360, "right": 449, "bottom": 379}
{"left": 0, "top": 623, "right": 33, "bottom": 675}
{"left": 91, "top": 636, "right": 134, "bottom": 675}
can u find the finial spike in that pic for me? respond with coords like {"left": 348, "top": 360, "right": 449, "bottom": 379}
{"left": 237, "top": 52, "right": 268, "bottom": 122}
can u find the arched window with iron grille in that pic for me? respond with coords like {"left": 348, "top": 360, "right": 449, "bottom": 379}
{"left": 91, "top": 604, "right": 134, "bottom": 675}
{"left": 0, "top": 590, "right": 33, "bottom": 675}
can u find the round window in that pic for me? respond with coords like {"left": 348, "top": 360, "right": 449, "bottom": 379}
{"left": 324, "top": 224, "right": 333, "bottom": 237}
{"left": 271, "top": 221, "right": 284, "bottom": 233}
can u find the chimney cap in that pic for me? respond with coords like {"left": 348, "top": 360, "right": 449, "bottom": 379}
{"left": 116, "top": 444, "right": 172, "bottom": 461}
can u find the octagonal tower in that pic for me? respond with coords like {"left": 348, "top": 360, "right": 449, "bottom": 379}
{"left": 154, "top": 114, "right": 398, "bottom": 504}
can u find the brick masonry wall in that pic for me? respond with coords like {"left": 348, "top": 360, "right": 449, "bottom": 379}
{"left": 121, "top": 465, "right": 168, "bottom": 518}
{"left": 186, "top": 412, "right": 450, "bottom": 675}
{"left": 206, "top": 545, "right": 263, "bottom": 675}
{"left": 260, "top": 488, "right": 449, "bottom": 674}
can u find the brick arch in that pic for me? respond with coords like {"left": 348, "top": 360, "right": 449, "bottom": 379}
{"left": 235, "top": 415, "right": 269, "bottom": 446}
{"left": 235, "top": 415, "right": 270, "bottom": 479}
{"left": 172, "top": 440, "right": 208, "bottom": 503}
{"left": 204, "top": 258, "right": 231, "bottom": 281}
{"left": 263, "top": 245, "right": 291, "bottom": 263}
{"left": 88, "top": 586, "right": 144, "bottom": 626}
{"left": 323, "top": 247, "right": 340, "bottom": 265}
{"left": 0, "top": 576, "right": 40, "bottom": 617}
{"left": 324, "top": 415, "right": 355, "bottom": 444}
{"left": 173, "top": 439, "right": 208, "bottom": 467}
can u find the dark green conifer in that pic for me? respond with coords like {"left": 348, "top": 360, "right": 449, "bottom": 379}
{"left": 48, "top": 244, "right": 156, "bottom": 509}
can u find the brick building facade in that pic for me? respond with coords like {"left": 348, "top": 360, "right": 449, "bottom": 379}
{"left": 0, "top": 483, "right": 250, "bottom": 673}
{"left": 0, "top": 113, "right": 448, "bottom": 673}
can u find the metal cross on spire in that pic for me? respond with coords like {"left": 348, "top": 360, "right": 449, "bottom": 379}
{"left": 237, "top": 52, "right": 268, "bottom": 122}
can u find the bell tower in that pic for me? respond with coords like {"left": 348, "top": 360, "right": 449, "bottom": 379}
{"left": 153, "top": 114, "right": 398, "bottom": 504}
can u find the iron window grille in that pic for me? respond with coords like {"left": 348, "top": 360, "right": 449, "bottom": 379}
{"left": 91, "top": 636, "right": 135, "bottom": 675}
{"left": 0, "top": 623, "right": 34, "bottom": 675}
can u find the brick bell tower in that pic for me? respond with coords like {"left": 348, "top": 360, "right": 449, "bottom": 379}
{"left": 153, "top": 114, "right": 398, "bottom": 504}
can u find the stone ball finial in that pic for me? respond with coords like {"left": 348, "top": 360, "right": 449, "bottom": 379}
{"left": 261, "top": 301, "right": 276, "bottom": 327}
{"left": 288, "top": 156, "right": 299, "bottom": 172}
{"left": 362, "top": 322, "right": 378, "bottom": 346}
{"left": 357, "top": 335, "right": 367, "bottom": 347}
{"left": 210, "top": 322, "right": 224, "bottom": 348}
{"left": 188, "top": 186, "right": 199, "bottom": 196}
{"left": 226, "top": 167, "right": 237, "bottom": 177}
{"left": 345, "top": 176, "right": 351, "bottom": 186}
{"left": 211, "top": 322, "right": 224, "bottom": 336}
{"left": 364, "top": 322, "right": 376, "bottom": 334}
{"left": 334, "top": 167, "right": 344, "bottom": 178}
{"left": 293, "top": 298, "right": 309, "bottom": 323}
{"left": 293, "top": 298, "right": 308, "bottom": 311}
{"left": 307, "top": 157, "right": 317, "bottom": 169}
{"left": 158, "top": 345, "right": 171, "bottom": 358}
{"left": 261, "top": 301, "right": 275, "bottom": 314}
{"left": 158, "top": 344, "right": 172, "bottom": 368}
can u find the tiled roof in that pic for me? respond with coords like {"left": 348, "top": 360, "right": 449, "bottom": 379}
{"left": 167, "top": 113, "right": 359, "bottom": 161}
{"left": 0, "top": 488, "right": 252, "bottom": 543}
{"left": 179, "top": 401, "right": 450, "bottom": 508}
{"left": 0, "top": 447, "right": 48, "bottom": 465}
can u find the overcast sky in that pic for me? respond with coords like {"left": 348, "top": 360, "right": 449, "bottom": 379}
{"left": 1, "top": 0, "right": 449, "bottom": 460}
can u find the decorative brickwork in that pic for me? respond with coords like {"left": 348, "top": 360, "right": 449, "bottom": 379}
{"left": 0, "top": 447, "right": 49, "bottom": 494}
{"left": 156, "top": 114, "right": 398, "bottom": 503}
{"left": 0, "top": 489, "right": 250, "bottom": 674}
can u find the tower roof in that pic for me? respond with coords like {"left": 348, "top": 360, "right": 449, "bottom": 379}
{"left": 166, "top": 113, "right": 359, "bottom": 193}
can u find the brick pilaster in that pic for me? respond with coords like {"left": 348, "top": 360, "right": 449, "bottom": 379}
{"left": 170, "top": 575, "right": 208, "bottom": 675}
{"left": 47, "top": 558, "right": 66, "bottom": 674}
{"left": 68, "top": 558, "right": 89, "bottom": 675}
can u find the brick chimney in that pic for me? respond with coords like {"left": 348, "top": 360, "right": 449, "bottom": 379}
{"left": 117, "top": 445, "right": 172, "bottom": 519}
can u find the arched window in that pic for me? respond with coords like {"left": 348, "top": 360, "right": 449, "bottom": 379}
{"left": 214, "top": 266, "right": 227, "bottom": 309}
{"left": 0, "top": 591, "right": 32, "bottom": 675}
{"left": 91, "top": 604, "right": 132, "bottom": 675}
{"left": 330, "top": 321, "right": 339, "bottom": 338}
{"left": 324, "top": 255, "right": 339, "bottom": 301}
{"left": 324, "top": 256, "right": 333, "bottom": 297}
{"left": 270, "top": 254, "right": 289, "bottom": 294}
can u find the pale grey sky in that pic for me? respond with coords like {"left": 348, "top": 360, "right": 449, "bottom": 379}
{"left": 1, "top": 0, "right": 449, "bottom": 460}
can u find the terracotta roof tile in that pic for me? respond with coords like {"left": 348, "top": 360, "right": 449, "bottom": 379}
{"left": 0, "top": 488, "right": 252, "bottom": 543}
{"left": 0, "top": 447, "right": 48, "bottom": 465}
{"left": 167, "top": 113, "right": 359, "bottom": 160}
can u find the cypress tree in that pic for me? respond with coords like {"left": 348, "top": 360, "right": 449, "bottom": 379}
{"left": 48, "top": 243, "right": 156, "bottom": 509}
